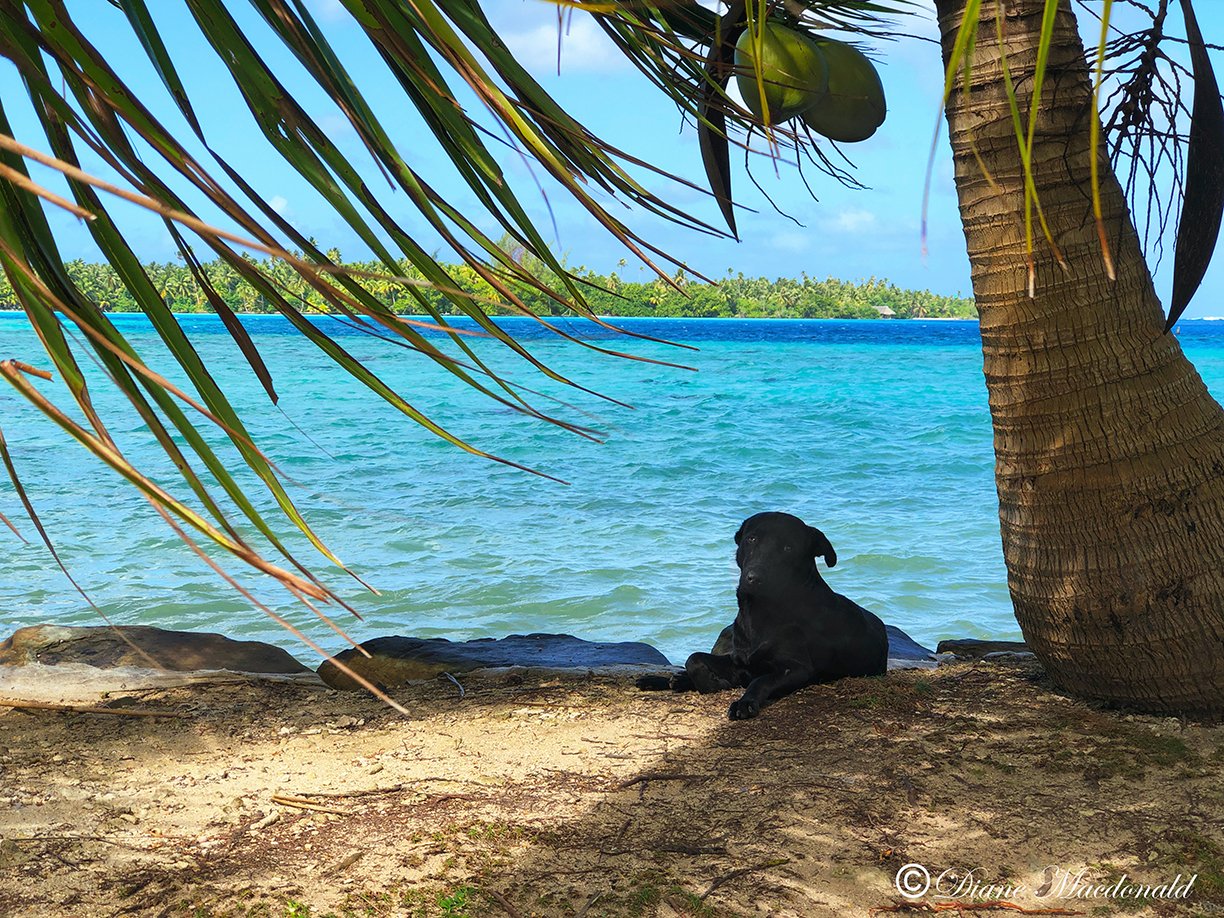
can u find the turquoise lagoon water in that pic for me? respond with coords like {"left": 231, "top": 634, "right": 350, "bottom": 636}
{"left": 3, "top": 314, "right": 1223, "bottom": 665}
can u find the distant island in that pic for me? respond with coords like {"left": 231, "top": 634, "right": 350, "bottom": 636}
{"left": 0, "top": 256, "right": 977, "bottom": 320}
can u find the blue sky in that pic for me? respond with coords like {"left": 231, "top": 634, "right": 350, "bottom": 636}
{"left": 4, "top": 0, "right": 1223, "bottom": 317}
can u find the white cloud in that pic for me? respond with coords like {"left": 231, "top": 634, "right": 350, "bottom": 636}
{"left": 829, "top": 208, "right": 878, "bottom": 233}
{"left": 501, "top": 15, "right": 630, "bottom": 76}
{"left": 768, "top": 230, "right": 811, "bottom": 253}
{"left": 305, "top": 0, "right": 347, "bottom": 23}
{"left": 317, "top": 112, "right": 356, "bottom": 140}
{"left": 269, "top": 195, "right": 289, "bottom": 215}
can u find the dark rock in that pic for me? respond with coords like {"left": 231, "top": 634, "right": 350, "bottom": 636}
{"left": 981, "top": 650, "right": 1038, "bottom": 662}
{"left": 0, "top": 624, "right": 310, "bottom": 674}
{"left": 885, "top": 625, "right": 937, "bottom": 667}
{"left": 319, "top": 632, "right": 672, "bottom": 691}
{"left": 936, "top": 638, "right": 1031, "bottom": 659}
{"left": 706, "top": 622, "right": 935, "bottom": 669}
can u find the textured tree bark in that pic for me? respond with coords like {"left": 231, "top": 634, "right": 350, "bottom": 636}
{"left": 935, "top": 0, "right": 1224, "bottom": 711}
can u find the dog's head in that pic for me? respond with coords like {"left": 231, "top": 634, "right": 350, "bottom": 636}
{"left": 734, "top": 511, "right": 836, "bottom": 590}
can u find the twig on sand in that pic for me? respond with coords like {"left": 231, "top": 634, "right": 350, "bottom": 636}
{"left": 601, "top": 842, "right": 727, "bottom": 857}
{"left": 871, "top": 901, "right": 1083, "bottom": 914}
{"left": 10, "top": 833, "right": 172, "bottom": 849}
{"left": 306, "top": 776, "right": 501, "bottom": 800}
{"left": 618, "top": 772, "right": 704, "bottom": 789}
{"left": 700, "top": 859, "right": 791, "bottom": 901}
{"left": 662, "top": 842, "right": 727, "bottom": 856}
{"left": 270, "top": 794, "right": 351, "bottom": 815}
{"left": 310, "top": 784, "right": 408, "bottom": 799}
{"left": 484, "top": 888, "right": 523, "bottom": 918}
{"left": 441, "top": 672, "right": 465, "bottom": 700}
{"left": 249, "top": 811, "right": 281, "bottom": 831}
{"left": 0, "top": 699, "right": 187, "bottom": 718}
{"left": 329, "top": 850, "right": 365, "bottom": 875}
{"left": 575, "top": 891, "right": 603, "bottom": 918}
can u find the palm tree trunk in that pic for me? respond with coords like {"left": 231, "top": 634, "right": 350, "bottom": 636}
{"left": 935, "top": 0, "right": 1224, "bottom": 712}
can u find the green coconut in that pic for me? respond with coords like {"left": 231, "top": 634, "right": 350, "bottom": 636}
{"left": 801, "top": 39, "right": 886, "bottom": 143}
{"left": 734, "top": 23, "right": 828, "bottom": 124}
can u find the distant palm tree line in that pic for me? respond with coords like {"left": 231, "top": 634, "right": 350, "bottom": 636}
{"left": 0, "top": 255, "right": 976, "bottom": 320}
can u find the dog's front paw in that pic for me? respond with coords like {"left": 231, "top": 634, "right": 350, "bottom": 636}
{"left": 727, "top": 695, "right": 760, "bottom": 720}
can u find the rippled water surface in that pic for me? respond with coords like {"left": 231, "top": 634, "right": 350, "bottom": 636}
{"left": 4, "top": 315, "right": 1223, "bottom": 664}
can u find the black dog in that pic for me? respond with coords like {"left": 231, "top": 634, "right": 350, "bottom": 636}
{"left": 641, "top": 512, "right": 888, "bottom": 719}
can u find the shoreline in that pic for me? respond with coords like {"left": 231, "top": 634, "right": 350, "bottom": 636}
{"left": 0, "top": 618, "right": 1027, "bottom": 682}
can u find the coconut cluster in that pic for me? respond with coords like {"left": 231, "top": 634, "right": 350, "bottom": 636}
{"left": 734, "top": 23, "right": 886, "bottom": 143}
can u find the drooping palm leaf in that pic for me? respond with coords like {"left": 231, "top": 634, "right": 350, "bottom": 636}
{"left": 0, "top": 0, "right": 740, "bottom": 623}
{"left": 1168, "top": 0, "right": 1224, "bottom": 329}
{"left": 698, "top": 0, "right": 747, "bottom": 237}
{"left": 1088, "top": 0, "right": 1116, "bottom": 282}
{"left": 925, "top": 0, "right": 1224, "bottom": 303}
{"left": 0, "top": 0, "right": 919, "bottom": 619}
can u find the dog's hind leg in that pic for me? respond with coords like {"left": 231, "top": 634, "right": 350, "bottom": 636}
{"left": 684, "top": 652, "right": 743, "bottom": 694}
{"left": 668, "top": 670, "right": 696, "bottom": 691}
{"left": 635, "top": 673, "right": 675, "bottom": 691}
{"left": 635, "top": 669, "right": 704, "bottom": 692}
{"left": 635, "top": 669, "right": 705, "bottom": 692}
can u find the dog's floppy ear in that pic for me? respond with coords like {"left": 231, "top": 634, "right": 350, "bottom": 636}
{"left": 808, "top": 525, "right": 837, "bottom": 567}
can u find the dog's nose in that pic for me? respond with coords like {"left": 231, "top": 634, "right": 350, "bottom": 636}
{"left": 743, "top": 570, "right": 760, "bottom": 585}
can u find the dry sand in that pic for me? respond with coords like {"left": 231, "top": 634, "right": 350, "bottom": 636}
{"left": 1, "top": 660, "right": 1222, "bottom": 917}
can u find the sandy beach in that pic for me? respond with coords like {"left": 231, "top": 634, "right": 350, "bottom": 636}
{"left": 1, "top": 659, "right": 1221, "bottom": 917}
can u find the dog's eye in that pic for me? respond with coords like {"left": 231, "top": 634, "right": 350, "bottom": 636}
{"left": 783, "top": 545, "right": 792, "bottom": 552}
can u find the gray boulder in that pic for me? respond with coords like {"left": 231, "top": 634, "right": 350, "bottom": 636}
{"left": 884, "top": 625, "right": 939, "bottom": 668}
{"left": 936, "top": 638, "right": 1031, "bottom": 659}
{"left": 0, "top": 624, "right": 310, "bottom": 674}
{"left": 709, "top": 622, "right": 937, "bottom": 670}
{"left": 319, "top": 632, "right": 671, "bottom": 691}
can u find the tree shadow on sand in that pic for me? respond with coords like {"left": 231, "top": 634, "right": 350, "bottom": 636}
{"left": 2, "top": 663, "right": 1222, "bottom": 916}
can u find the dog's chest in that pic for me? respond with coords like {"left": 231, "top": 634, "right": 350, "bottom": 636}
{"left": 730, "top": 608, "right": 784, "bottom": 669}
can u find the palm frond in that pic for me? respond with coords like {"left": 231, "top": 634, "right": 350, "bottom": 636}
{"left": 583, "top": 1, "right": 915, "bottom": 234}
{"left": 0, "top": 0, "right": 729, "bottom": 633}
{"left": 1168, "top": 0, "right": 1224, "bottom": 327}
{"left": 931, "top": 0, "right": 1222, "bottom": 309}
{"left": 0, "top": 0, "right": 919, "bottom": 645}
